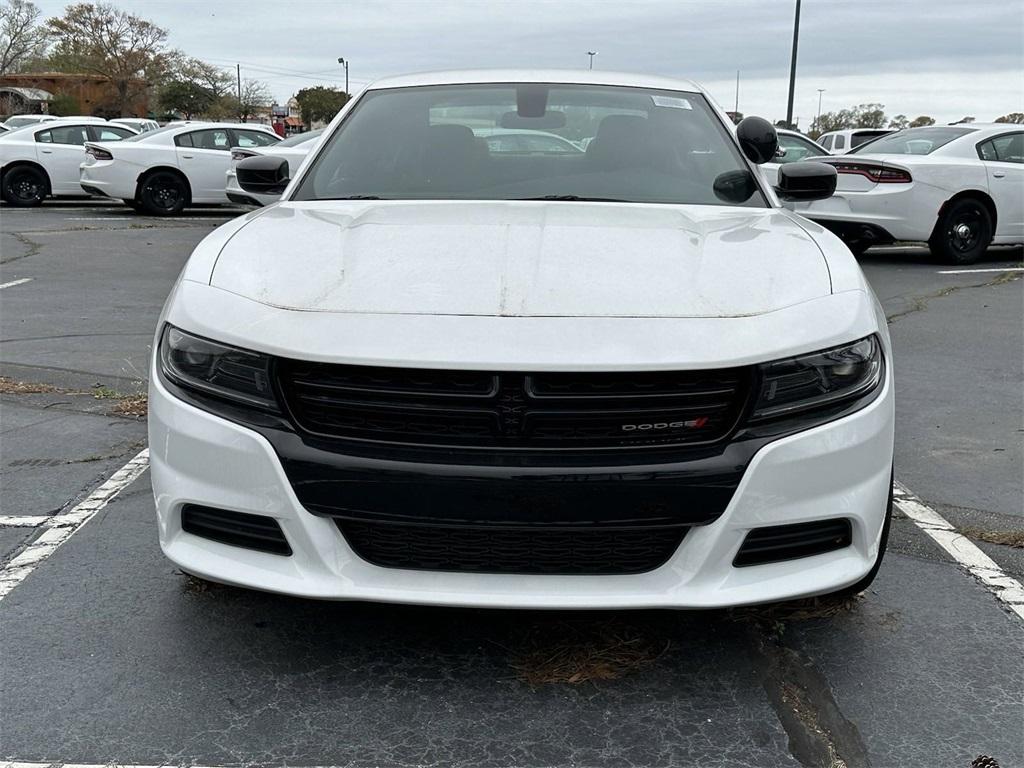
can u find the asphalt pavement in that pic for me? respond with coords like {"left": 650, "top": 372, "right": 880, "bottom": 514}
{"left": 1, "top": 200, "right": 1022, "bottom": 768}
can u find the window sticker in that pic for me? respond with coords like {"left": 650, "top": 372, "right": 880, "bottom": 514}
{"left": 651, "top": 95, "right": 692, "bottom": 110}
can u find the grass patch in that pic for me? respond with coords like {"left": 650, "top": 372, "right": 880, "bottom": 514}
{"left": 0, "top": 377, "right": 62, "bottom": 394}
{"left": 960, "top": 527, "right": 1024, "bottom": 549}
{"left": 110, "top": 393, "right": 148, "bottom": 418}
{"left": 507, "top": 618, "right": 669, "bottom": 685}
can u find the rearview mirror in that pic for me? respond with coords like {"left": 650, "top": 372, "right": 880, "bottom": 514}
{"left": 236, "top": 155, "right": 289, "bottom": 195}
{"left": 774, "top": 161, "right": 837, "bottom": 202}
{"left": 735, "top": 116, "right": 778, "bottom": 164}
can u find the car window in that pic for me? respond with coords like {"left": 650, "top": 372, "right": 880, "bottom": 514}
{"left": 484, "top": 134, "right": 523, "bottom": 153}
{"left": 834, "top": 134, "right": 846, "bottom": 150}
{"left": 91, "top": 126, "right": 134, "bottom": 141}
{"left": 294, "top": 83, "right": 767, "bottom": 207}
{"left": 35, "top": 125, "right": 90, "bottom": 145}
{"left": 850, "top": 130, "right": 890, "bottom": 148}
{"left": 848, "top": 126, "right": 973, "bottom": 155}
{"left": 777, "top": 133, "right": 823, "bottom": 163}
{"left": 978, "top": 132, "right": 1024, "bottom": 163}
{"left": 233, "top": 129, "right": 280, "bottom": 148}
{"left": 176, "top": 129, "right": 231, "bottom": 150}
{"left": 276, "top": 128, "right": 324, "bottom": 147}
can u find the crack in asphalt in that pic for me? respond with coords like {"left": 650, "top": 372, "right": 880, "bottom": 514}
{"left": 747, "top": 620, "right": 871, "bottom": 768}
{"left": 886, "top": 270, "right": 1022, "bottom": 324}
{"left": 1, "top": 231, "right": 45, "bottom": 264}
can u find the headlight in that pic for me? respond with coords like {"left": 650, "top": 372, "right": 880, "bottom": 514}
{"left": 751, "top": 336, "right": 882, "bottom": 420}
{"left": 158, "top": 325, "right": 277, "bottom": 410}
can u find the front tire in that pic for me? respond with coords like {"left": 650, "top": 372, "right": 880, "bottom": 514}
{"left": 138, "top": 171, "right": 188, "bottom": 216}
{"left": 929, "top": 198, "right": 992, "bottom": 265}
{"left": 2, "top": 165, "right": 47, "bottom": 206}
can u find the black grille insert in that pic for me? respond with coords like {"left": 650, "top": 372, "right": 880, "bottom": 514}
{"left": 181, "top": 505, "right": 291, "bottom": 556}
{"left": 734, "top": 518, "right": 852, "bottom": 567}
{"left": 338, "top": 521, "right": 686, "bottom": 575}
{"left": 278, "top": 362, "right": 751, "bottom": 450}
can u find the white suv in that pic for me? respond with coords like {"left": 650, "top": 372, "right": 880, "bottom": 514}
{"left": 149, "top": 71, "right": 894, "bottom": 609}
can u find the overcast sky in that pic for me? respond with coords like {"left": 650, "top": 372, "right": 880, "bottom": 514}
{"left": 33, "top": 0, "right": 1024, "bottom": 126}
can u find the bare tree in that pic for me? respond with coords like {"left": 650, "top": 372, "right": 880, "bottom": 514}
{"left": 238, "top": 78, "right": 272, "bottom": 121}
{"left": 0, "top": 0, "right": 48, "bottom": 74}
{"left": 47, "top": 2, "right": 173, "bottom": 115}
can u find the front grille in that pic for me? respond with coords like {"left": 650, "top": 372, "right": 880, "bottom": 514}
{"left": 733, "top": 518, "right": 852, "bottom": 567}
{"left": 338, "top": 521, "right": 686, "bottom": 575}
{"left": 278, "top": 362, "right": 751, "bottom": 450}
{"left": 181, "top": 505, "right": 291, "bottom": 556}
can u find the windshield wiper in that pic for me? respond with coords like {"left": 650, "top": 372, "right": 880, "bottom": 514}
{"left": 515, "top": 195, "right": 632, "bottom": 202}
{"left": 319, "top": 195, "right": 386, "bottom": 200}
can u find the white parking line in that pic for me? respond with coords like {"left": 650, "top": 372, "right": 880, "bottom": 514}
{"left": 0, "top": 277, "right": 33, "bottom": 289}
{"left": 0, "top": 516, "right": 49, "bottom": 527}
{"left": 937, "top": 267, "right": 1024, "bottom": 274}
{"left": 65, "top": 216, "right": 134, "bottom": 221}
{"left": 893, "top": 483, "right": 1024, "bottom": 622}
{"left": 0, "top": 449, "right": 149, "bottom": 602}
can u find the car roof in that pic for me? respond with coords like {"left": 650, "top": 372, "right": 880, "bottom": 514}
{"left": 366, "top": 69, "right": 704, "bottom": 94}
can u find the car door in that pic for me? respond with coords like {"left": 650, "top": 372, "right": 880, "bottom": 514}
{"left": 34, "top": 124, "right": 91, "bottom": 194}
{"left": 978, "top": 132, "right": 1024, "bottom": 239}
{"left": 175, "top": 128, "right": 233, "bottom": 202}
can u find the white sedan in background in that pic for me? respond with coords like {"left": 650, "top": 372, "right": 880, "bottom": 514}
{"left": 0, "top": 120, "right": 137, "bottom": 206}
{"left": 112, "top": 117, "right": 161, "bottom": 133}
{"left": 795, "top": 124, "right": 1024, "bottom": 263}
{"left": 226, "top": 128, "right": 324, "bottom": 207}
{"left": 80, "top": 122, "right": 280, "bottom": 215}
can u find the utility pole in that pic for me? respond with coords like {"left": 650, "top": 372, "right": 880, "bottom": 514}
{"left": 587, "top": 51, "right": 597, "bottom": 70}
{"left": 734, "top": 70, "right": 740, "bottom": 114}
{"left": 337, "top": 57, "right": 349, "bottom": 96}
{"left": 785, "top": 0, "right": 801, "bottom": 130}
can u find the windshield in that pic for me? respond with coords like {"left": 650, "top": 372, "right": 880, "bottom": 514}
{"left": 849, "top": 126, "right": 973, "bottom": 155}
{"left": 293, "top": 83, "right": 765, "bottom": 207}
{"left": 3, "top": 116, "right": 44, "bottom": 128}
{"left": 278, "top": 128, "right": 324, "bottom": 147}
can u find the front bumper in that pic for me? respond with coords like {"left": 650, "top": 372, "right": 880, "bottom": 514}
{"left": 148, "top": 356, "right": 894, "bottom": 608}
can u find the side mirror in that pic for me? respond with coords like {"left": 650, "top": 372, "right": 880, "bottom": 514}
{"left": 712, "top": 169, "right": 757, "bottom": 204}
{"left": 735, "top": 116, "right": 778, "bottom": 164}
{"left": 774, "top": 161, "right": 837, "bottom": 202}
{"left": 236, "top": 155, "right": 289, "bottom": 195}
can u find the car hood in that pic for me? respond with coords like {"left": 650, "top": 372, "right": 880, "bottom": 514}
{"left": 208, "top": 201, "right": 832, "bottom": 318}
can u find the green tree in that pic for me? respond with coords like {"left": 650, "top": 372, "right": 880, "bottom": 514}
{"left": 852, "top": 103, "right": 886, "bottom": 128}
{"left": 888, "top": 114, "right": 908, "bottom": 130}
{"left": 995, "top": 112, "right": 1024, "bottom": 124}
{"left": 158, "top": 80, "right": 214, "bottom": 119}
{"left": 0, "top": 0, "right": 47, "bottom": 74}
{"left": 47, "top": 91, "right": 80, "bottom": 115}
{"left": 294, "top": 85, "right": 349, "bottom": 126}
{"left": 47, "top": 2, "right": 172, "bottom": 116}
{"left": 908, "top": 115, "right": 935, "bottom": 128}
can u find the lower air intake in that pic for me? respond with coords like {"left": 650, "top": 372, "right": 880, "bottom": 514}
{"left": 338, "top": 521, "right": 686, "bottom": 575}
{"left": 181, "top": 504, "right": 291, "bottom": 556}
{"left": 734, "top": 518, "right": 852, "bottom": 567}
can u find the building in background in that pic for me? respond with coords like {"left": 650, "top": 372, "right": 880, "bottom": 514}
{"left": 0, "top": 73, "right": 149, "bottom": 119}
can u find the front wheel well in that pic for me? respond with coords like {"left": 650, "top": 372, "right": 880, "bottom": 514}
{"left": 1, "top": 161, "right": 52, "bottom": 196}
{"left": 932, "top": 190, "right": 997, "bottom": 240}
{"left": 135, "top": 166, "right": 192, "bottom": 206}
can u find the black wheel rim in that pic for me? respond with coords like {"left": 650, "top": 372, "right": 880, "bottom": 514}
{"left": 947, "top": 208, "right": 982, "bottom": 254}
{"left": 10, "top": 172, "right": 42, "bottom": 202}
{"left": 145, "top": 177, "right": 182, "bottom": 211}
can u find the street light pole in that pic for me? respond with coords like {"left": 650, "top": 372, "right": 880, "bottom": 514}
{"left": 785, "top": 0, "right": 801, "bottom": 129}
{"left": 587, "top": 51, "right": 597, "bottom": 70}
{"left": 816, "top": 88, "right": 825, "bottom": 129}
{"left": 337, "top": 57, "right": 349, "bottom": 96}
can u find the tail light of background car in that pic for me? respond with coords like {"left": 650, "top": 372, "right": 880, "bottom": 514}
{"left": 85, "top": 146, "right": 113, "bottom": 161}
{"left": 831, "top": 162, "right": 912, "bottom": 183}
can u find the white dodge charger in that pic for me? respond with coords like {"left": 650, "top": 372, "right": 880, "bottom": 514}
{"left": 225, "top": 128, "right": 325, "bottom": 207}
{"left": 149, "top": 70, "right": 895, "bottom": 609}
{"left": 795, "top": 124, "right": 1023, "bottom": 263}
{"left": 79, "top": 122, "right": 280, "bottom": 214}
{"left": 0, "top": 119, "right": 136, "bottom": 206}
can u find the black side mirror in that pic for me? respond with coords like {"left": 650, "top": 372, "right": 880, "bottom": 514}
{"left": 236, "top": 155, "right": 289, "bottom": 196}
{"left": 713, "top": 169, "right": 757, "bottom": 204}
{"left": 735, "top": 116, "right": 778, "bottom": 164}
{"left": 774, "top": 161, "right": 837, "bottom": 202}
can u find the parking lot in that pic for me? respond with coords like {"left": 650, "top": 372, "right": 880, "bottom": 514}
{"left": 1, "top": 200, "right": 1022, "bottom": 767}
